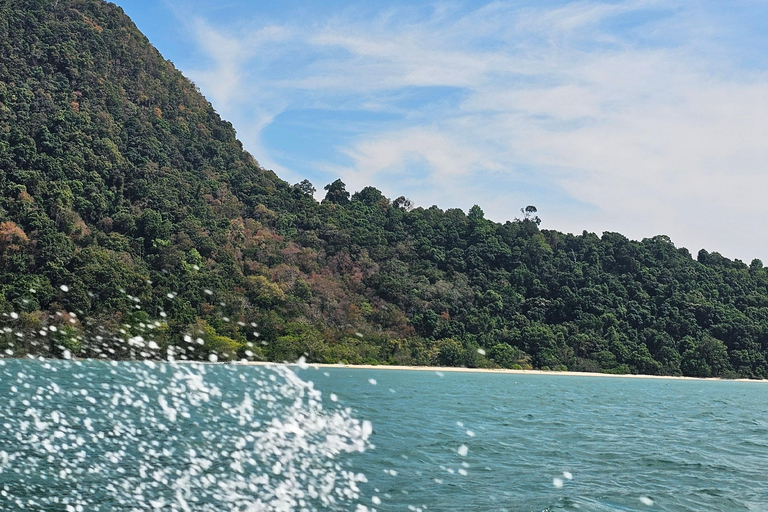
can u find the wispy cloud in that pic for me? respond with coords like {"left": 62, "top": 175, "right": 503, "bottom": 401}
{"left": 171, "top": 0, "right": 768, "bottom": 260}
{"left": 186, "top": 20, "right": 293, "bottom": 108}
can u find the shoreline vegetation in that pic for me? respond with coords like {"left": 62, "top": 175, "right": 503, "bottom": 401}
{"left": 5, "top": 0, "right": 768, "bottom": 380}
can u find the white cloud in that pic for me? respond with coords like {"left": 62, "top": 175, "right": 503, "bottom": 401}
{"left": 185, "top": 18, "right": 294, "bottom": 107}
{"left": 178, "top": 0, "right": 768, "bottom": 260}
{"left": 184, "top": 19, "right": 247, "bottom": 107}
{"left": 326, "top": 127, "right": 493, "bottom": 207}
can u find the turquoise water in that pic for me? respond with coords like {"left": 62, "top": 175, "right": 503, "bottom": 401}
{"left": 308, "top": 368, "right": 768, "bottom": 512}
{"left": 0, "top": 361, "right": 766, "bottom": 511}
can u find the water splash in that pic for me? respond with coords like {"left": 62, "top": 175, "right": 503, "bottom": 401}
{"left": 0, "top": 359, "right": 373, "bottom": 511}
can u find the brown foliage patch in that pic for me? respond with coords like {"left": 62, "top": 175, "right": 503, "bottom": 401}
{"left": 0, "top": 221, "right": 29, "bottom": 252}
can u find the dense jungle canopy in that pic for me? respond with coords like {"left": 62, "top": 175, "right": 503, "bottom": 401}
{"left": 2, "top": 0, "right": 768, "bottom": 378}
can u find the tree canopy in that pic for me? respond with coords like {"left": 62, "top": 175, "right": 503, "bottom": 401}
{"left": 2, "top": 0, "right": 768, "bottom": 378}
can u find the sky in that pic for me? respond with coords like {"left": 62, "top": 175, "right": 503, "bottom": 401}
{"left": 116, "top": 0, "right": 768, "bottom": 262}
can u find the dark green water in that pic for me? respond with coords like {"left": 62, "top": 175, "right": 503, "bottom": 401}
{"left": 0, "top": 360, "right": 766, "bottom": 511}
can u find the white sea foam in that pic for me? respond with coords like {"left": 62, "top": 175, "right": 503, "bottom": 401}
{"left": 0, "top": 360, "right": 375, "bottom": 511}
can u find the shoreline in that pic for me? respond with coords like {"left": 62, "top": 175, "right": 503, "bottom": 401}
{"left": 242, "top": 361, "right": 768, "bottom": 383}
{"left": 21, "top": 357, "right": 764, "bottom": 383}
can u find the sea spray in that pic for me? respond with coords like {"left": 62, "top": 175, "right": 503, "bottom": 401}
{"left": 0, "top": 359, "right": 374, "bottom": 511}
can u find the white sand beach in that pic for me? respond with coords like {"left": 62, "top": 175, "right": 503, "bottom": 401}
{"left": 241, "top": 361, "right": 767, "bottom": 382}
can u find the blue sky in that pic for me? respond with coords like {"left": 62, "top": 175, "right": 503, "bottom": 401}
{"left": 117, "top": 0, "right": 768, "bottom": 262}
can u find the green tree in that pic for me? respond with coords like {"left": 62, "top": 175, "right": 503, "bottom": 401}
{"left": 323, "top": 179, "right": 350, "bottom": 205}
{"left": 294, "top": 179, "right": 316, "bottom": 196}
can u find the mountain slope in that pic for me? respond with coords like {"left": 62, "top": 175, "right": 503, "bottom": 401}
{"left": 2, "top": 0, "right": 768, "bottom": 378}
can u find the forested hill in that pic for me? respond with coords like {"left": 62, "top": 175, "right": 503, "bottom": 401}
{"left": 2, "top": 0, "right": 768, "bottom": 378}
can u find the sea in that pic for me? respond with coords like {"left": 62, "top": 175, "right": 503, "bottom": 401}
{"left": 0, "top": 359, "right": 766, "bottom": 511}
